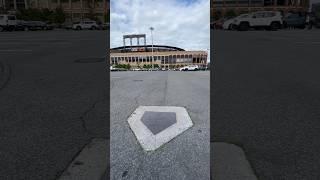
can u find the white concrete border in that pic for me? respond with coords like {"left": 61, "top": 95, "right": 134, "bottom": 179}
{"left": 128, "top": 106, "right": 193, "bottom": 151}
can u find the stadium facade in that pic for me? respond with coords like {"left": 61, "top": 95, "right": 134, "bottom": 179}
{"left": 110, "top": 34, "right": 208, "bottom": 69}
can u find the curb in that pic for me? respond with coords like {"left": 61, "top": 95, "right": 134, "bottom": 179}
{"left": 58, "top": 138, "right": 108, "bottom": 180}
{"left": 211, "top": 142, "right": 257, "bottom": 180}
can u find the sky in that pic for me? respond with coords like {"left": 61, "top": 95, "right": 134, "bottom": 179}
{"left": 110, "top": 0, "right": 210, "bottom": 60}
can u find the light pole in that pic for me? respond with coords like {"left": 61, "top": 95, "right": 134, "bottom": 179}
{"left": 150, "top": 27, "right": 154, "bottom": 69}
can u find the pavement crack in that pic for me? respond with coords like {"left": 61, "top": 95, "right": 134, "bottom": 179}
{"left": 133, "top": 91, "right": 144, "bottom": 107}
{"left": 162, "top": 73, "right": 169, "bottom": 105}
{"left": 110, "top": 80, "right": 115, "bottom": 89}
{"left": 0, "top": 61, "right": 11, "bottom": 92}
{"left": 79, "top": 100, "right": 99, "bottom": 136}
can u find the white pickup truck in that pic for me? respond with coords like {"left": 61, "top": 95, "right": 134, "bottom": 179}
{"left": 0, "top": 14, "right": 17, "bottom": 31}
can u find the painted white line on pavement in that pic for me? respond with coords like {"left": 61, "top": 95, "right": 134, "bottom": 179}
{"left": 295, "top": 41, "right": 320, "bottom": 44}
{"left": 0, "top": 49, "right": 32, "bottom": 52}
{"left": 128, "top": 106, "right": 193, "bottom": 151}
{"left": 58, "top": 138, "right": 108, "bottom": 180}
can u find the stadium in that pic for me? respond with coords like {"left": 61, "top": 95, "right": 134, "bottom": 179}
{"left": 110, "top": 34, "right": 208, "bottom": 70}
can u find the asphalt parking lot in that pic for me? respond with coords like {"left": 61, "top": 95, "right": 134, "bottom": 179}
{"left": 110, "top": 71, "right": 210, "bottom": 180}
{"left": 0, "top": 31, "right": 108, "bottom": 179}
{"left": 212, "top": 29, "right": 320, "bottom": 179}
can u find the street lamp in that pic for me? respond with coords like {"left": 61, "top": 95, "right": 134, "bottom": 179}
{"left": 150, "top": 27, "right": 154, "bottom": 69}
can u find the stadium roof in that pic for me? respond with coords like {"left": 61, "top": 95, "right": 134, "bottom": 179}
{"left": 111, "top": 45, "right": 185, "bottom": 53}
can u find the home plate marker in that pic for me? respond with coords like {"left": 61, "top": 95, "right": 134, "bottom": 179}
{"left": 128, "top": 106, "right": 193, "bottom": 151}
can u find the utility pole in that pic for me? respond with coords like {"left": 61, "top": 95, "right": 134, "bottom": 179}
{"left": 150, "top": 27, "right": 154, "bottom": 69}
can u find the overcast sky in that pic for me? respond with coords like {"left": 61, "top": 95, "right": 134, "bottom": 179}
{"left": 110, "top": 0, "right": 210, "bottom": 59}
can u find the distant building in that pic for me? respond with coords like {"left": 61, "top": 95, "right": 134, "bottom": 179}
{"left": 110, "top": 34, "right": 208, "bottom": 69}
{"left": 0, "top": 0, "right": 109, "bottom": 22}
{"left": 211, "top": 0, "right": 309, "bottom": 17}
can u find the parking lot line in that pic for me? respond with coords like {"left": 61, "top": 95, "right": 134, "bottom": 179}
{"left": 0, "top": 49, "right": 33, "bottom": 52}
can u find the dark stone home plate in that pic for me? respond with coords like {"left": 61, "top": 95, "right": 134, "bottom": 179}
{"left": 141, "top": 111, "right": 177, "bottom": 135}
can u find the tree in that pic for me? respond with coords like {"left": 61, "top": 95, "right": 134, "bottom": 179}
{"left": 104, "top": 11, "right": 109, "bottom": 23}
{"left": 127, "top": 64, "right": 131, "bottom": 70}
{"left": 0, "top": 7, "right": 7, "bottom": 14}
{"left": 85, "top": 0, "right": 101, "bottom": 23}
{"left": 225, "top": 10, "right": 237, "bottom": 18}
{"left": 52, "top": 7, "right": 66, "bottom": 24}
{"left": 16, "top": 7, "right": 65, "bottom": 24}
{"left": 16, "top": 8, "right": 43, "bottom": 21}
{"left": 213, "top": 10, "right": 222, "bottom": 21}
{"left": 41, "top": 8, "right": 53, "bottom": 22}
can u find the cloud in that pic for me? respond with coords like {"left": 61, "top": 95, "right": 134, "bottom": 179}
{"left": 110, "top": 0, "right": 210, "bottom": 60}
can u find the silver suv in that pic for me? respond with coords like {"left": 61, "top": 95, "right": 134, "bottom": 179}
{"left": 72, "top": 20, "right": 99, "bottom": 30}
{"left": 233, "top": 11, "right": 283, "bottom": 31}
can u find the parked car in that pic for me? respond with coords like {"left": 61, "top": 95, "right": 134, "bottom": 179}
{"left": 99, "top": 23, "right": 109, "bottom": 30}
{"left": 132, "top": 68, "right": 142, "bottom": 71}
{"left": 14, "top": 20, "right": 26, "bottom": 31}
{"left": 179, "top": 65, "right": 199, "bottom": 71}
{"left": 283, "top": 13, "right": 306, "bottom": 29}
{"left": 21, "top": 21, "right": 53, "bottom": 31}
{"left": 72, "top": 20, "right": 99, "bottom": 30}
{"left": 61, "top": 22, "right": 73, "bottom": 30}
{"left": 223, "top": 14, "right": 249, "bottom": 30}
{"left": 222, "top": 18, "right": 236, "bottom": 30}
{"left": 212, "top": 18, "right": 226, "bottom": 29}
{"left": 232, "top": 11, "right": 283, "bottom": 31}
{"left": 44, "top": 22, "right": 54, "bottom": 30}
{"left": 310, "top": 3, "right": 320, "bottom": 28}
{"left": 198, "top": 66, "right": 208, "bottom": 71}
{"left": 0, "top": 14, "right": 17, "bottom": 31}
